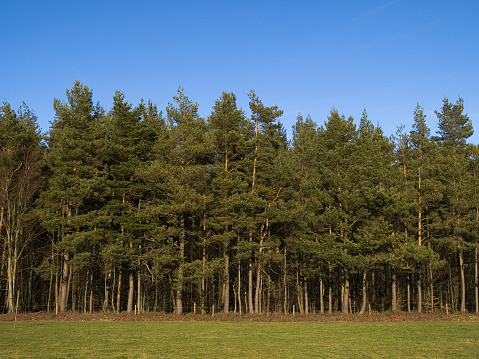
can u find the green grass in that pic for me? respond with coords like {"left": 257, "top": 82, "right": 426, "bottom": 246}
{"left": 1, "top": 320, "right": 478, "bottom": 358}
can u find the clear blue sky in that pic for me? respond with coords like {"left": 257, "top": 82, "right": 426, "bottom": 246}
{"left": 2, "top": 1, "right": 479, "bottom": 142}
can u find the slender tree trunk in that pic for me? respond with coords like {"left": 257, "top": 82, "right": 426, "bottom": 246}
{"left": 255, "top": 221, "right": 269, "bottom": 314}
{"left": 5, "top": 224, "right": 21, "bottom": 313}
{"left": 459, "top": 243, "right": 466, "bottom": 312}
{"left": 59, "top": 253, "right": 69, "bottom": 313}
{"left": 267, "top": 269, "right": 271, "bottom": 313}
{"left": 248, "top": 258, "right": 254, "bottom": 314}
{"left": 108, "top": 270, "right": 113, "bottom": 312}
{"left": 320, "top": 278, "right": 324, "bottom": 314}
{"left": 224, "top": 243, "right": 230, "bottom": 313}
{"left": 391, "top": 272, "right": 397, "bottom": 312}
{"left": 66, "top": 264, "right": 72, "bottom": 311}
{"left": 47, "top": 266, "right": 53, "bottom": 313}
{"left": 201, "top": 220, "right": 206, "bottom": 314}
{"left": 429, "top": 261, "right": 434, "bottom": 312}
{"left": 417, "top": 162, "right": 423, "bottom": 314}
{"left": 328, "top": 285, "right": 333, "bottom": 314}
{"left": 448, "top": 263, "right": 457, "bottom": 311}
{"left": 116, "top": 270, "right": 122, "bottom": 313}
{"left": 417, "top": 275, "right": 422, "bottom": 313}
{"left": 248, "top": 233, "right": 254, "bottom": 314}
{"left": 296, "top": 269, "right": 304, "bottom": 314}
{"left": 89, "top": 273, "right": 93, "bottom": 314}
{"left": 176, "top": 214, "right": 185, "bottom": 314}
{"left": 342, "top": 270, "right": 349, "bottom": 314}
{"left": 6, "top": 244, "right": 15, "bottom": 313}
{"left": 55, "top": 265, "right": 59, "bottom": 315}
{"left": 328, "top": 267, "right": 333, "bottom": 314}
{"left": 201, "top": 244, "right": 206, "bottom": 314}
{"left": 360, "top": 270, "right": 367, "bottom": 314}
{"left": 127, "top": 271, "right": 134, "bottom": 313}
{"left": 296, "top": 268, "right": 304, "bottom": 313}
{"left": 71, "top": 258, "right": 76, "bottom": 312}
{"left": 254, "top": 262, "right": 262, "bottom": 313}
{"left": 304, "top": 281, "right": 309, "bottom": 315}
{"left": 137, "top": 270, "right": 141, "bottom": 315}
{"left": 83, "top": 271, "right": 88, "bottom": 313}
{"left": 237, "top": 261, "right": 242, "bottom": 315}
{"left": 407, "top": 275, "right": 411, "bottom": 313}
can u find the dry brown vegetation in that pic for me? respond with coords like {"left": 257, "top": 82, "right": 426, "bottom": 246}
{"left": 2, "top": 312, "right": 478, "bottom": 322}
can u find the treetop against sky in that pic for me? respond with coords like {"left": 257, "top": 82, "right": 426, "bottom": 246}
{"left": 1, "top": 1, "right": 478, "bottom": 142}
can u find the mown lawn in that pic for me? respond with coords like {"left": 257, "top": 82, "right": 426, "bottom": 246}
{"left": 0, "top": 320, "right": 478, "bottom": 358}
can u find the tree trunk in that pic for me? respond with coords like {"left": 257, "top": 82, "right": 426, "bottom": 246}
{"left": 47, "top": 265, "right": 53, "bottom": 313}
{"left": 201, "top": 223, "right": 206, "bottom": 315}
{"left": 176, "top": 214, "right": 185, "bottom": 314}
{"left": 127, "top": 271, "right": 134, "bottom": 313}
{"left": 342, "top": 271, "right": 349, "bottom": 314}
{"left": 267, "top": 269, "right": 271, "bottom": 313}
{"left": 66, "top": 264, "right": 71, "bottom": 311}
{"left": 116, "top": 270, "right": 122, "bottom": 313}
{"left": 248, "top": 233, "right": 254, "bottom": 314}
{"left": 89, "top": 273, "right": 93, "bottom": 314}
{"left": 71, "top": 258, "right": 76, "bottom": 312}
{"left": 237, "top": 261, "right": 242, "bottom": 315}
{"left": 459, "top": 243, "right": 466, "bottom": 312}
{"left": 201, "top": 244, "right": 206, "bottom": 314}
{"left": 407, "top": 275, "right": 411, "bottom": 313}
{"left": 83, "top": 271, "right": 88, "bottom": 313}
{"left": 5, "top": 223, "right": 21, "bottom": 313}
{"left": 59, "top": 253, "right": 69, "bottom": 313}
{"left": 137, "top": 270, "right": 141, "bottom": 315}
{"left": 429, "top": 261, "right": 434, "bottom": 312}
{"left": 360, "top": 270, "right": 367, "bottom": 314}
{"left": 55, "top": 266, "right": 59, "bottom": 315}
{"left": 320, "top": 278, "right": 324, "bottom": 314}
{"left": 304, "top": 281, "right": 309, "bottom": 315}
{"left": 296, "top": 269, "right": 304, "bottom": 314}
{"left": 417, "top": 276, "right": 422, "bottom": 313}
{"left": 391, "top": 272, "right": 397, "bottom": 312}
{"left": 224, "top": 244, "right": 230, "bottom": 313}
{"left": 328, "top": 267, "right": 333, "bottom": 314}
{"left": 6, "top": 244, "right": 15, "bottom": 313}
{"left": 254, "top": 262, "right": 262, "bottom": 313}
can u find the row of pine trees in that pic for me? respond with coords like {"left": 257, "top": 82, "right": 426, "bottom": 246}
{"left": 1, "top": 81, "right": 478, "bottom": 315}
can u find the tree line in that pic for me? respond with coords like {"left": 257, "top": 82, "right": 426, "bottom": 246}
{"left": 1, "top": 81, "right": 478, "bottom": 315}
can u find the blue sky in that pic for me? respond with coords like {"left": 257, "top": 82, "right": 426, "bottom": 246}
{"left": 2, "top": 1, "right": 479, "bottom": 142}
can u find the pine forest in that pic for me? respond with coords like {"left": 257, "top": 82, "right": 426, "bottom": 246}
{"left": 2, "top": 81, "right": 479, "bottom": 316}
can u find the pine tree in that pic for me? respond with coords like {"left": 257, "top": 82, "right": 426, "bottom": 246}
{"left": 355, "top": 111, "right": 398, "bottom": 312}
{"left": 207, "top": 92, "right": 251, "bottom": 313}
{"left": 434, "top": 97, "right": 474, "bottom": 312}
{"left": 100, "top": 92, "right": 158, "bottom": 313}
{"left": 316, "top": 109, "right": 358, "bottom": 313}
{"left": 404, "top": 104, "right": 443, "bottom": 312}
{"left": 245, "top": 90, "right": 286, "bottom": 314}
{"left": 289, "top": 114, "right": 324, "bottom": 314}
{"left": 162, "top": 88, "right": 213, "bottom": 314}
{"left": 40, "top": 81, "right": 106, "bottom": 313}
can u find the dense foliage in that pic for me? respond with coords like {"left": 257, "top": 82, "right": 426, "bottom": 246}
{"left": 1, "top": 82, "right": 479, "bottom": 314}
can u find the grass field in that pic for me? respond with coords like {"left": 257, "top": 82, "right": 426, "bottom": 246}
{"left": 1, "top": 319, "right": 478, "bottom": 358}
